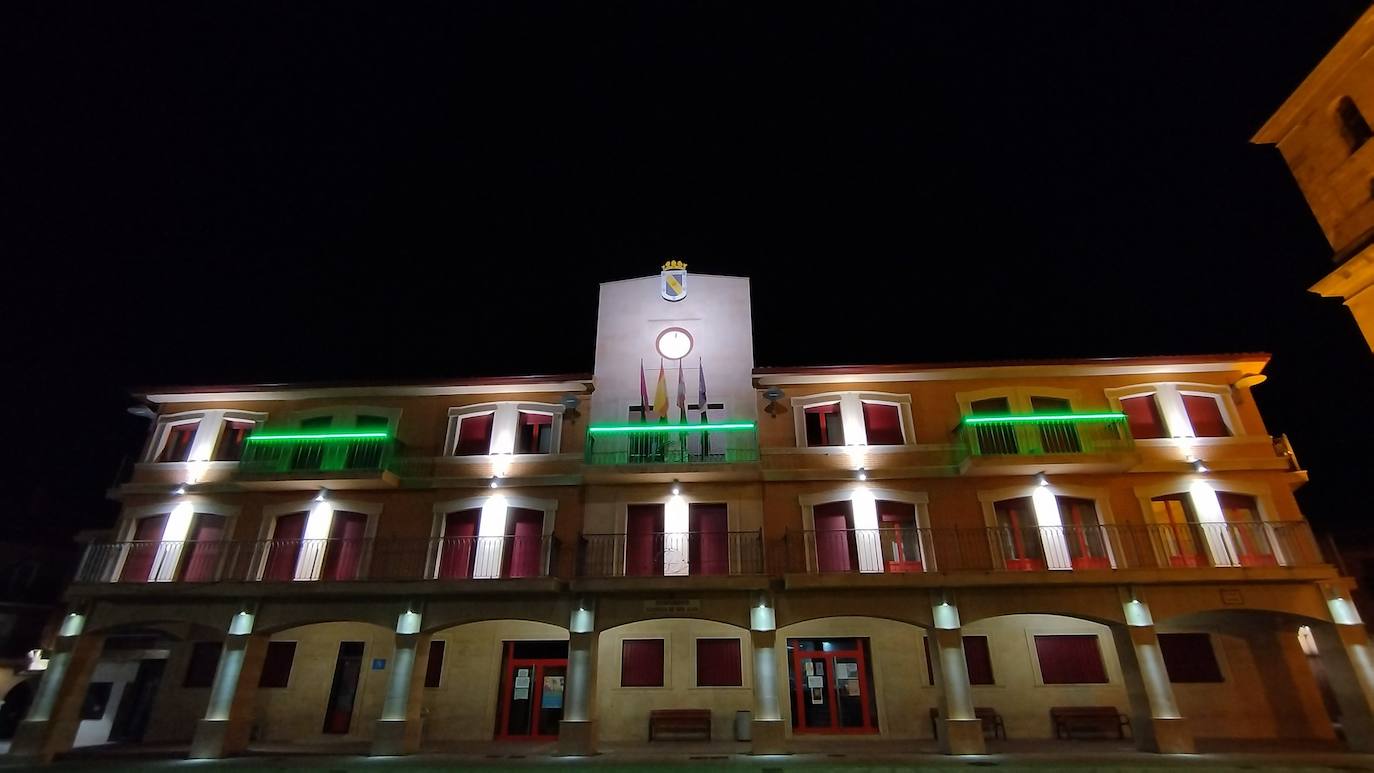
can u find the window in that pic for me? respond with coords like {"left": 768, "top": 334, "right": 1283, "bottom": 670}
{"left": 1157, "top": 633, "right": 1223, "bottom": 683}
{"left": 1034, "top": 635, "right": 1108, "bottom": 684}
{"left": 157, "top": 423, "right": 198, "bottom": 462}
{"left": 861, "top": 402, "right": 903, "bottom": 445}
{"left": 1182, "top": 394, "right": 1230, "bottom": 437}
{"left": 813, "top": 500, "right": 857, "bottom": 573}
{"left": 516, "top": 411, "right": 554, "bottom": 454}
{"left": 970, "top": 397, "right": 1016, "bottom": 454}
{"left": 923, "top": 636, "right": 994, "bottom": 686}
{"left": 178, "top": 514, "right": 227, "bottom": 582}
{"left": 993, "top": 497, "right": 1042, "bottom": 570}
{"left": 183, "top": 642, "right": 222, "bottom": 688}
{"left": 696, "top": 638, "right": 742, "bottom": 687}
{"left": 1338, "top": 96, "right": 1372, "bottom": 154}
{"left": 626, "top": 504, "right": 665, "bottom": 577}
{"left": 877, "top": 499, "right": 923, "bottom": 572}
{"left": 454, "top": 412, "right": 495, "bottom": 456}
{"left": 804, "top": 403, "right": 844, "bottom": 447}
{"left": 1119, "top": 394, "right": 1167, "bottom": 439}
{"left": 1151, "top": 494, "right": 1207, "bottom": 567}
{"left": 1216, "top": 492, "right": 1276, "bottom": 566}
{"left": 120, "top": 515, "right": 168, "bottom": 582}
{"left": 259, "top": 641, "right": 297, "bottom": 687}
{"left": 425, "top": 640, "right": 446, "bottom": 688}
{"left": 1057, "top": 497, "right": 1110, "bottom": 569}
{"left": 620, "top": 639, "right": 665, "bottom": 687}
{"left": 214, "top": 420, "right": 254, "bottom": 461}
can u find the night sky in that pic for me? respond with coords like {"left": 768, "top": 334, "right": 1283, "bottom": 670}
{"left": 5, "top": 2, "right": 1374, "bottom": 544}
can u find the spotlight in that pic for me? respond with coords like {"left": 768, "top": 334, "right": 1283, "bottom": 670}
{"left": 173, "top": 484, "right": 187, "bottom": 496}
{"left": 489, "top": 476, "right": 499, "bottom": 489}
{"left": 857, "top": 467, "right": 868, "bottom": 481}
{"left": 314, "top": 488, "right": 329, "bottom": 502}
{"left": 671, "top": 479, "right": 681, "bottom": 496}
{"left": 1035, "top": 472, "right": 1049, "bottom": 487}
{"left": 1192, "top": 459, "right": 1208, "bottom": 474}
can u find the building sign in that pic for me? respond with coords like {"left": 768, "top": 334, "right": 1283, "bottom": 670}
{"left": 644, "top": 598, "right": 700, "bottom": 614}
{"left": 371, "top": 658, "right": 387, "bottom": 670}
{"left": 660, "top": 260, "right": 688, "bottom": 302}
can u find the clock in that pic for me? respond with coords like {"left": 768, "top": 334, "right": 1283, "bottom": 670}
{"left": 655, "top": 327, "right": 693, "bottom": 360}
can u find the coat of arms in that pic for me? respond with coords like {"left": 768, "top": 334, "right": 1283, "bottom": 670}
{"left": 660, "top": 260, "right": 687, "bottom": 302}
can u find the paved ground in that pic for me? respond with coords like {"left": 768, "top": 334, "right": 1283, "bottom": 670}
{"left": 3, "top": 739, "right": 1373, "bottom": 773}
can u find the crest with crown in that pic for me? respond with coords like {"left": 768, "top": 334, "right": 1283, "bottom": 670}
{"left": 660, "top": 259, "right": 688, "bottom": 302}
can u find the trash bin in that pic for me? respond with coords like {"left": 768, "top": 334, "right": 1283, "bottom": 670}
{"left": 735, "top": 709, "right": 752, "bottom": 741}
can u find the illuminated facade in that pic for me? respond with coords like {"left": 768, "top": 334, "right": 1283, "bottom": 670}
{"left": 1255, "top": 6, "right": 1374, "bottom": 350}
{"left": 10, "top": 268, "right": 1374, "bottom": 762}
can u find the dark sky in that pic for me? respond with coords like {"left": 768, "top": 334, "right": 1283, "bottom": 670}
{"left": 5, "top": 1, "right": 1374, "bottom": 543}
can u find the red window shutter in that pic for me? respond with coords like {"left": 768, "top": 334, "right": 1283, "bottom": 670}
{"left": 804, "top": 403, "right": 844, "bottom": 447}
{"left": 320, "top": 511, "right": 367, "bottom": 581}
{"left": 424, "top": 640, "right": 446, "bottom": 688}
{"left": 178, "top": 514, "right": 226, "bottom": 582}
{"left": 1034, "top": 635, "right": 1108, "bottom": 684}
{"left": 813, "top": 500, "right": 856, "bottom": 573}
{"left": 1182, "top": 395, "right": 1230, "bottom": 437}
{"left": 215, "top": 420, "right": 254, "bottom": 461}
{"left": 620, "top": 639, "right": 665, "bottom": 687}
{"left": 861, "top": 402, "right": 903, "bottom": 445}
{"left": 963, "top": 636, "right": 995, "bottom": 685}
{"left": 516, "top": 411, "right": 554, "bottom": 454}
{"left": 1120, "top": 395, "right": 1166, "bottom": 439}
{"left": 439, "top": 509, "right": 481, "bottom": 579}
{"left": 158, "top": 423, "right": 199, "bottom": 463}
{"left": 503, "top": 507, "right": 544, "bottom": 578}
{"left": 696, "top": 638, "right": 742, "bottom": 686}
{"left": 120, "top": 515, "right": 168, "bottom": 583}
{"left": 183, "top": 642, "right": 223, "bottom": 688}
{"left": 1157, "top": 633, "right": 1223, "bottom": 683}
{"left": 263, "top": 512, "right": 307, "bottom": 582}
{"left": 259, "top": 641, "right": 297, "bottom": 688}
{"left": 626, "top": 505, "right": 665, "bottom": 577}
{"left": 688, "top": 503, "right": 729, "bottom": 576}
{"left": 454, "top": 413, "right": 495, "bottom": 455}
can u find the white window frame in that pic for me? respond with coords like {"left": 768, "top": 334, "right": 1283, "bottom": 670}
{"left": 1134, "top": 477, "right": 1291, "bottom": 568}
{"left": 692, "top": 635, "right": 749, "bottom": 689}
{"left": 798, "top": 488, "right": 932, "bottom": 573}
{"left": 1025, "top": 630, "right": 1113, "bottom": 686}
{"left": 254, "top": 498, "right": 382, "bottom": 581}
{"left": 790, "top": 392, "right": 915, "bottom": 449}
{"left": 1105, "top": 383, "right": 1245, "bottom": 441}
{"left": 110, "top": 500, "right": 241, "bottom": 583}
{"left": 614, "top": 499, "right": 738, "bottom": 577}
{"left": 444, "top": 402, "right": 566, "bottom": 458}
{"left": 617, "top": 635, "right": 670, "bottom": 689}
{"left": 290, "top": 405, "right": 401, "bottom": 431}
{"left": 145, "top": 410, "right": 270, "bottom": 465}
{"left": 428, "top": 495, "right": 558, "bottom": 579}
{"left": 978, "top": 484, "right": 1117, "bottom": 571}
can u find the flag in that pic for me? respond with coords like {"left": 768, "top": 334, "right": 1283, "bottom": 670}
{"left": 653, "top": 360, "right": 669, "bottom": 422}
{"left": 697, "top": 357, "right": 707, "bottom": 423}
{"left": 638, "top": 360, "right": 649, "bottom": 423}
{"left": 676, "top": 358, "right": 687, "bottom": 423}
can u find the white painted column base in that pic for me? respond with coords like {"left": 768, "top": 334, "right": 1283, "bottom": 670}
{"left": 938, "top": 718, "right": 986, "bottom": 755}
{"left": 556, "top": 719, "right": 598, "bottom": 756}
{"left": 750, "top": 719, "right": 787, "bottom": 755}
{"left": 371, "top": 718, "right": 422, "bottom": 756}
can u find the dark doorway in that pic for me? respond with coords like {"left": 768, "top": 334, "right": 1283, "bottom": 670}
{"left": 322, "top": 641, "right": 365, "bottom": 734}
{"left": 106, "top": 659, "right": 166, "bottom": 743}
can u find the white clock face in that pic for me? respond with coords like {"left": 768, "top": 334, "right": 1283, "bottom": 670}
{"left": 656, "top": 327, "right": 693, "bottom": 360}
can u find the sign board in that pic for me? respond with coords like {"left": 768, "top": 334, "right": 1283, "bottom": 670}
{"left": 371, "top": 658, "right": 386, "bottom": 670}
{"left": 643, "top": 599, "right": 701, "bottom": 614}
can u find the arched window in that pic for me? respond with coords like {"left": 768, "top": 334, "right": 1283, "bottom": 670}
{"left": 1337, "top": 96, "right": 1372, "bottom": 153}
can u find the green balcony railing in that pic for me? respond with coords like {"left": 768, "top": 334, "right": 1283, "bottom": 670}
{"left": 955, "top": 412, "right": 1133, "bottom": 457}
{"left": 239, "top": 430, "right": 400, "bottom": 476}
{"left": 584, "top": 422, "right": 759, "bottom": 465}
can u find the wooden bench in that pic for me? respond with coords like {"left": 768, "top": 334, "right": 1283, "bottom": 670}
{"left": 1050, "top": 706, "right": 1130, "bottom": 739}
{"left": 929, "top": 707, "right": 1006, "bottom": 739}
{"left": 648, "top": 709, "right": 711, "bottom": 741}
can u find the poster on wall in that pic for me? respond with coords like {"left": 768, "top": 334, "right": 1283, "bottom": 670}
{"left": 542, "top": 676, "right": 565, "bottom": 708}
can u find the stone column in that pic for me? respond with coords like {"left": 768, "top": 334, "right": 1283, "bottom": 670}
{"left": 9, "top": 611, "right": 104, "bottom": 763}
{"left": 372, "top": 608, "right": 429, "bottom": 756}
{"left": 189, "top": 609, "right": 269, "bottom": 759}
{"left": 1312, "top": 587, "right": 1374, "bottom": 752}
{"left": 1111, "top": 595, "right": 1193, "bottom": 753}
{"left": 749, "top": 596, "right": 786, "bottom": 754}
{"left": 929, "top": 597, "right": 985, "bottom": 754}
{"left": 558, "top": 598, "right": 598, "bottom": 756}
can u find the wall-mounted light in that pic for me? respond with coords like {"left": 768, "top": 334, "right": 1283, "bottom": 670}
{"left": 314, "top": 488, "right": 329, "bottom": 502}
{"left": 763, "top": 387, "right": 787, "bottom": 418}
{"left": 1035, "top": 472, "right": 1049, "bottom": 487}
{"left": 1191, "top": 459, "right": 1208, "bottom": 474}
{"left": 126, "top": 404, "right": 157, "bottom": 420}
{"left": 561, "top": 393, "right": 582, "bottom": 422}
{"left": 857, "top": 467, "right": 868, "bottom": 481}
{"left": 173, "top": 484, "right": 188, "bottom": 496}
{"left": 489, "top": 475, "right": 500, "bottom": 489}
{"left": 1231, "top": 373, "right": 1268, "bottom": 404}
{"left": 671, "top": 479, "right": 681, "bottom": 496}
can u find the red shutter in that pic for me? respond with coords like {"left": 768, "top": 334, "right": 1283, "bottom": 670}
{"left": 1182, "top": 394, "right": 1230, "bottom": 437}
{"left": 861, "top": 402, "right": 903, "bottom": 445}
{"left": 158, "top": 423, "right": 198, "bottom": 462}
{"left": 263, "top": 512, "right": 307, "bottom": 582}
{"left": 626, "top": 505, "right": 664, "bottom": 577}
{"left": 215, "top": 420, "right": 253, "bottom": 461}
{"left": 922, "top": 636, "right": 993, "bottom": 685}
{"left": 804, "top": 404, "right": 843, "bottom": 447}
{"left": 696, "top": 638, "right": 742, "bottom": 686}
{"left": 120, "top": 515, "right": 168, "bottom": 583}
{"left": 454, "top": 413, "right": 495, "bottom": 455}
{"left": 503, "top": 508, "right": 544, "bottom": 578}
{"left": 178, "top": 514, "right": 226, "bottom": 582}
{"left": 1157, "top": 633, "right": 1224, "bottom": 683}
{"left": 439, "top": 509, "right": 480, "bottom": 579}
{"left": 813, "top": 501, "right": 856, "bottom": 573}
{"left": 321, "top": 511, "right": 367, "bottom": 581}
{"left": 259, "top": 641, "right": 297, "bottom": 688}
{"left": 1034, "top": 635, "right": 1108, "bottom": 684}
{"left": 516, "top": 412, "right": 554, "bottom": 454}
{"left": 1120, "top": 395, "right": 1166, "bottom": 439}
{"left": 182, "top": 642, "right": 223, "bottom": 688}
{"left": 424, "top": 640, "right": 446, "bottom": 688}
{"left": 620, "top": 639, "right": 665, "bottom": 687}
{"left": 689, "top": 503, "right": 729, "bottom": 576}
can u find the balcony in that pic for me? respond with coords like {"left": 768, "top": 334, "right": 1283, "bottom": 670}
{"left": 238, "top": 430, "right": 402, "bottom": 485}
{"left": 582, "top": 423, "right": 760, "bottom": 481}
{"left": 953, "top": 412, "right": 1136, "bottom": 475}
{"left": 72, "top": 534, "right": 559, "bottom": 589}
{"left": 577, "top": 531, "right": 765, "bottom": 579}
{"left": 787, "top": 521, "right": 1324, "bottom": 576}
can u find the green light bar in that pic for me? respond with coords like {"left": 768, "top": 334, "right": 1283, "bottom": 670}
{"left": 587, "top": 422, "right": 756, "bottom": 434}
{"left": 245, "top": 431, "right": 390, "bottom": 442}
{"left": 962, "top": 412, "right": 1125, "bottom": 425}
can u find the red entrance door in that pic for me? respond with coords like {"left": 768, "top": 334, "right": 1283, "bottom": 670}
{"left": 788, "top": 638, "right": 877, "bottom": 734}
{"left": 495, "top": 641, "right": 568, "bottom": 739}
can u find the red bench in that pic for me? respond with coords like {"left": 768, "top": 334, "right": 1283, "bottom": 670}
{"left": 649, "top": 709, "right": 711, "bottom": 741}
{"left": 1050, "top": 706, "right": 1130, "bottom": 739}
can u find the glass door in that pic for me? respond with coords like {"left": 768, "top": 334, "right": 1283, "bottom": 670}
{"left": 496, "top": 641, "right": 568, "bottom": 739}
{"left": 788, "top": 638, "right": 876, "bottom": 734}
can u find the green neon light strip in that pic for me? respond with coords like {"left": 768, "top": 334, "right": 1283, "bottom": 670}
{"left": 246, "top": 431, "right": 390, "bottom": 442}
{"left": 962, "top": 412, "right": 1125, "bottom": 425}
{"left": 588, "top": 422, "right": 756, "bottom": 434}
